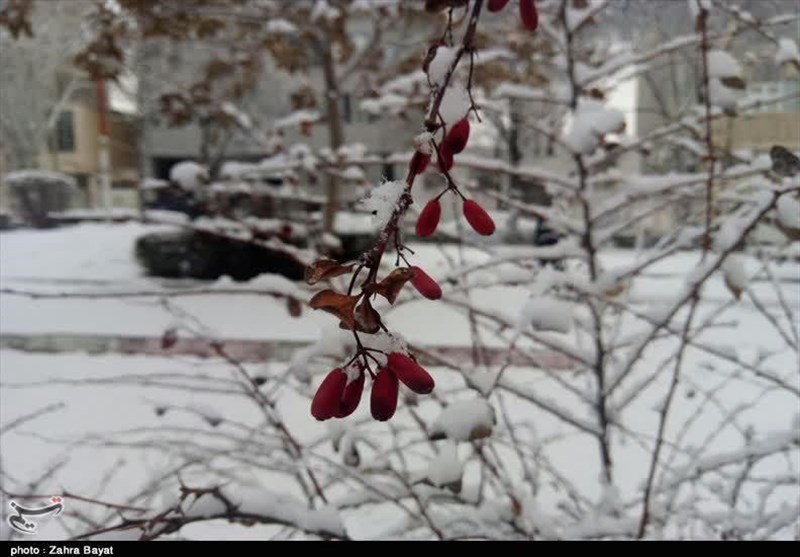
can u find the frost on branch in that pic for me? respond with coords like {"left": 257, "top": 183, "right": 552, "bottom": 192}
{"left": 359, "top": 179, "right": 406, "bottom": 228}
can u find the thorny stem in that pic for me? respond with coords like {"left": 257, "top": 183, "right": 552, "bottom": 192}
{"left": 352, "top": 0, "right": 485, "bottom": 350}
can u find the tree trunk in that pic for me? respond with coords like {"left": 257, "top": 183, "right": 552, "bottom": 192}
{"left": 320, "top": 43, "right": 345, "bottom": 235}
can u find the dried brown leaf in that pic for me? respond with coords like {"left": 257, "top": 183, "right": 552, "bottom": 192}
{"left": 721, "top": 76, "right": 746, "bottom": 90}
{"left": 305, "top": 259, "right": 354, "bottom": 285}
{"left": 365, "top": 268, "right": 415, "bottom": 305}
{"left": 354, "top": 299, "right": 381, "bottom": 334}
{"left": 287, "top": 297, "right": 303, "bottom": 317}
{"left": 309, "top": 290, "right": 359, "bottom": 329}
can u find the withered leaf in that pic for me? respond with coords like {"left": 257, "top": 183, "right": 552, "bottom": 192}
{"left": 354, "top": 299, "right": 381, "bottom": 334}
{"left": 469, "top": 423, "right": 493, "bottom": 440}
{"left": 720, "top": 76, "right": 746, "bottom": 90}
{"left": 286, "top": 297, "right": 302, "bottom": 318}
{"left": 587, "top": 87, "right": 605, "bottom": 100}
{"left": 304, "top": 259, "right": 354, "bottom": 285}
{"left": 365, "top": 267, "right": 415, "bottom": 305}
{"left": 309, "top": 290, "right": 359, "bottom": 329}
{"left": 511, "top": 497, "right": 523, "bottom": 518}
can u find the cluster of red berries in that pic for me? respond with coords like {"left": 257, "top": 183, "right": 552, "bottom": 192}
{"left": 488, "top": 0, "right": 538, "bottom": 31}
{"left": 311, "top": 352, "right": 435, "bottom": 422}
{"left": 308, "top": 0, "right": 540, "bottom": 423}
{"left": 413, "top": 118, "right": 497, "bottom": 238}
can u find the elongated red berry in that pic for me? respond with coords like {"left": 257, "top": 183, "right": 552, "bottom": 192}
{"left": 409, "top": 151, "right": 429, "bottom": 175}
{"left": 445, "top": 118, "right": 470, "bottom": 154}
{"left": 371, "top": 368, "right": 399, "bottom": 421}
{"left": 311, "top": 368, "right": 347, "bottom": 421}
{"left": 387, "top": 353, "right": 435, "bottom": 395}
{"left": 416, "top": 198, "right": 441, "bottom": 237}
{"left": 463, "top": 199, "right": 495, "bottom": 236}
{"left": 411, "top": 266, "right": 442, "bottom": 300}
{"left": 519, "top": 0, "right": 538, "bottom": 31}
{"left": 438, "top": 143, "right": 453, "bottom": 172}
{"left": 336, "top": 372, "right": 365, "bottom": 418}
{"left": 488, "top": 0, "right": 511, "bottom": 12}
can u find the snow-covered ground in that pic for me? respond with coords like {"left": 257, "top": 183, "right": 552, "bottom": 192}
{"left": 1, "top": 223, "right": 798, "bottom": 540}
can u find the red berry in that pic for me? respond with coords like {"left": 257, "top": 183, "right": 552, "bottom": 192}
{"left": 462, "top": 199, "right": 495, "bottom": 236}
{"left": 311, "top": 368, "right": 347, "bottom": 421}
{"left": 445, "top": 118, "right": 470, "bottom": 154}
{"left": 487, "top": 0, "right": 511, "bottom": 12}
{"left": 371, "top": 368, "right": 399, "bottom": 421}
{"left": 411, "top": 266, "right": 442, "bottom": 300}
{"left": 387, "top": 353, "right": 435, "bottom": 395}
{"left": 409, "top": 151, "right": 429, "bottom": 175}
{"left": 438, "top": 143, "right": 454, "bottom": 172}
{"left": 416, "top": 198, "right": 441, "bottom": 237}
{"left": 519, "top": 0, "right": 538, "bottom": 31}
{"left": 336, "top": 372, "right": 365, "bottom": 418}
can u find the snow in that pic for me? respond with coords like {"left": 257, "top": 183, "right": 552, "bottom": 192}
{"left": 518, "top": 297, "right": 573, "bottom": 334}
{"left": 775, "top": 38, "right": 799, "bottom": 66}
{"left": 1, "top": 224, "right": 798, "bottom": 540}
{"left": 425, "top": 442, "right": 463, "bottom": 489}
{"left": 273, "top": 110, "right": 320, "bottom": 130}
{"left": 3, "top": 170, "right": 77, "bottom": 188}
{"left": 142, "top": 178, "right": 169, "bottom": 190}
{"left": 493, "top": 82, "right": 569, "bottom": 104}
{"left": 414, "top": 132, "right": 435, "bottom": 156}
{"left": 428, "top": 46, "right": 457, "bottom": 85}
{"left": 776, "top": 195, "right": 800, "bottom": 230}
{"left": 49, "top": 208, "right": 139, "bottom": 220}
{"left": 359, "top": 179, "right": 406, "bottom": 228}
{"left": 430, "top": 399, "right": 495, "bottom": 441}
{"left": 170, "top": 161, "right": 208, "bottom": 190}
{"left": 340, "top": 166, "right": 366, "bottom": 181}
{"left": 219, "top": 161, "right": 255, "bottom": 180}
{"left": 220, "top": 102, "right": 252, "bottom": 129}
{"left": 707, "top": 50, "right": 742, "bottom": 80}
{"left": 688, "top": 0, "right": 712, "bottom": 20}
{"left": 438, "top": 82, "right": 471, "bottom": 126}
{"left": 361, "top": 93, "right": 408, "bottom": 116}
{"left": 562, "top": 98, "right": 625, "bottom": 154}
{"left": 722, "top": 254, "right": 747, "bottom": 298}
{"left": 381, "top": 70, "right": 427, "bottom": 95}
{"left": 708, "top": 78, "right": 741, "bottom": 111}
{"left": 265, "top": 18, "right": 297, "bottom": 34}
{"left": 565, "top": 0, "right": 604, "bottom": 32}
{"left": 179, "top": 488, "right": 345, "bottom": 537}
{"left": 336, "top": 143, "right": 368, "bottom": 161}
{"left": 310, "top": 0, "right": 340, "bottom": 23}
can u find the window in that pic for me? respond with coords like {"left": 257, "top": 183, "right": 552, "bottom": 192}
{"left": 55, "top": 111, "right": 75, "bottom": 152}
{"left": 744, "top": 81, "right": 800, "bottom": 113}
